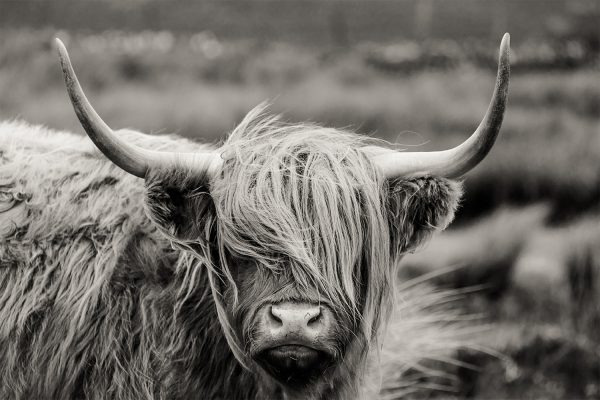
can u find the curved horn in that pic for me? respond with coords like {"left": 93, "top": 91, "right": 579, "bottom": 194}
{"left": 373, "top": 33, "right": 510, "bottom": 179}
{"left": 54, "top": 38, "right": 221, "bottom": 180}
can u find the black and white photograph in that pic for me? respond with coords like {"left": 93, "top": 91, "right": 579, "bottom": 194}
{"left": 0, "top": 1, "right": 598, "bottom": 399}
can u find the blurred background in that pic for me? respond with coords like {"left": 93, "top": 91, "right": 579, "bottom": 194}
{"left": 1, "top": 0, "right": 599, "bottom": 398}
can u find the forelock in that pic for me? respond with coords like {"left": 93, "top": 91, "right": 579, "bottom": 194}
{"left": 209, "top": 104, "right": 395, "bottom": 344}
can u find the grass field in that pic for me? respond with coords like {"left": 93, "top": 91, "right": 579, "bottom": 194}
{"left": 1, "top": 29, "right": 599, "bottom": 398}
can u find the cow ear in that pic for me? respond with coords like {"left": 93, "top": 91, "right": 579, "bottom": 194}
{"left": 144, "top": 170, "right": 216, "bottom": 242}
{"left": 387, "top": 177, "right": 462, "bottom": 254}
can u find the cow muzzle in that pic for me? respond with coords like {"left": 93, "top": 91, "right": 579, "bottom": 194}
{"left": 252, "top": 302, "right": 338, "bottom": 387}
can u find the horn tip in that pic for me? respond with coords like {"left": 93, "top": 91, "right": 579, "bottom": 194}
{"left": 500, "top": 33, "right": 510, "bottom": 53}
{"left": 54, "top": 37, "right": 70, "bottom": 66}
{"left": 499, "top": 33, "right": 511, "bottom": 70}
{"left": 54, "top": 38, "right": 66, "bottom": 52}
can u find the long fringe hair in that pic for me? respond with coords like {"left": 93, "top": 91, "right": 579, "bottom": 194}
{"left": 197, "top": 104, "right": 397, "bottom": 369}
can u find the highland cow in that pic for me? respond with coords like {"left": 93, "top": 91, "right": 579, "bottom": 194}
{"left": 0, "top": 34, "right": 510, "bottom": 400}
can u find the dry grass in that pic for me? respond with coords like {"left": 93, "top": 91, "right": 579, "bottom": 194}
{"left": 562, "top": 217, "right": 600, "bottom": 339}
{"left": 376, "top": 282, "right": 488, "bottom": 399}
{"left": 397, "top": 208, "right": 600, "bottom": 399}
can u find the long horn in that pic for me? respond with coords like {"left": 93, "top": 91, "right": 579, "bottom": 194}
{"left": 373, "top": 33, "right": 510, "bottom": 179}
{"left": 54, "top": 38, "right": 221, "bottom": 180}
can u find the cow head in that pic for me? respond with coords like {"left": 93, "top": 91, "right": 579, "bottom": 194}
{"left": 55, "top": 34, "right": 509, "bottom": 399}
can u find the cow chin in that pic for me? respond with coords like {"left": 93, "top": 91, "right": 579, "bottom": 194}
{"left": 256, "top": 345, "right": 335, "bottom": 388}
{"left": 248, "top": 302, "right": 342, "bottom": 389}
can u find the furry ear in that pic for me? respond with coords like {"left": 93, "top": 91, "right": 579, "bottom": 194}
{"left": 387, "top": 177, "right": 463, "bottom": 255}
{"left": 144, "top": 170, "right": 216, "bottom": 242}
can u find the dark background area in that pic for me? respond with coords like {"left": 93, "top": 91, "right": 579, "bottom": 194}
{"left": 1, "top": 0, "right": 597, "bottom": 44}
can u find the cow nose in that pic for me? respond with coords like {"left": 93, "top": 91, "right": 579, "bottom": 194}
{"left": 268, "top": 303, "right": 322, "bottom": 330}
{"left": 257, "top": 302, "right": 335, "bottom": 386}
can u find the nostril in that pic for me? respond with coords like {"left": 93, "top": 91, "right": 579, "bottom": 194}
{"left": 269, "top": 306, "right": 283, "bottom": 325}
{"left": 307, "top": 307, "right": 322, "bottom": 325}
{"left": 307, "top": 313, "right": 320, "bottom": 325}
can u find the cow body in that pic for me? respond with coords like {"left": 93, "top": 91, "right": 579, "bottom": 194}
{"left": 0, "top": 121, "right": 257, "bottom": 399}
{"left": 0, "top": 117, "right": 464, "bottom": 400}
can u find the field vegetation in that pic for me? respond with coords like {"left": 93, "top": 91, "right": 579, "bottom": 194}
{"left": 1, "top": 25, "right": 599, "bottom": 399}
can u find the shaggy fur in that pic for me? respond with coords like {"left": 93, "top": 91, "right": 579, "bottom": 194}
{"left": 0, "top": 107, "right": 462, "bottom": 400}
